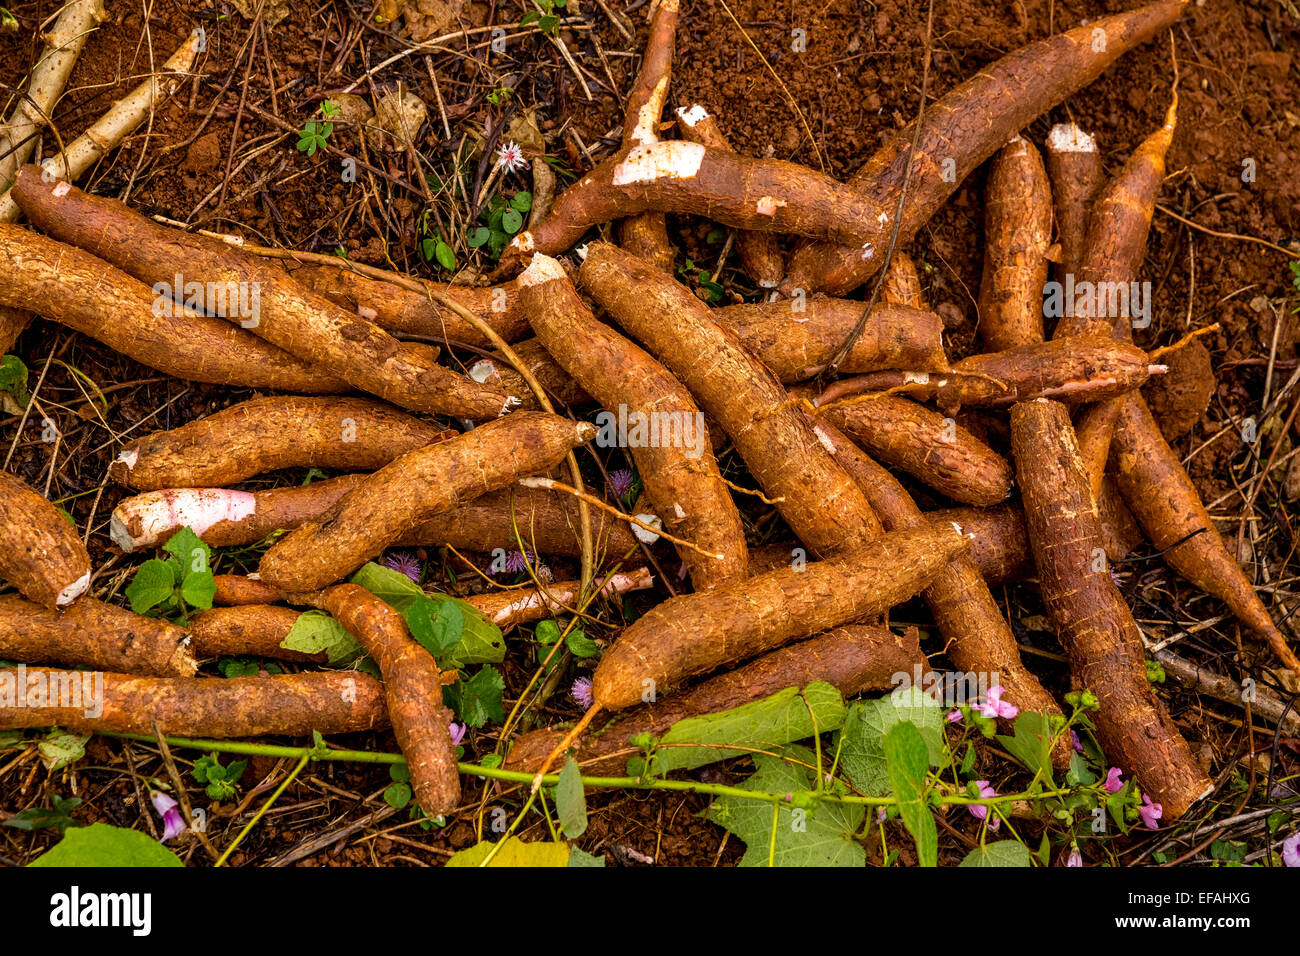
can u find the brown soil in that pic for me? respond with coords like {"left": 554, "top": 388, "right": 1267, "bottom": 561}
{"left": 2, "top": 0, "right": 1298, "bottom": 867}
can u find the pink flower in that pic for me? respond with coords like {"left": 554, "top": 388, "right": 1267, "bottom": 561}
{"left": 1139, "top": 794, "right": 1162, "bottom": 830}
{"left": 1066, "top": 845, "right": 1082, "bottom": 867}
{"left": 570, "top": 676, "right": 594, "bottom": 709}
{"left": 496, "top": 140, "right": 529, "bottom": 172}
{"left": 1104, "top": 767, "right": 1124, "bottom": 793}
{"left": 1071, "top": 730, "right": 1083, "bottom": 753}
{"left": 607, "top": 469, "right": 635, "bottom": 499}
{"left": 946, "top": 709, "right": 963, "bottom": 723}
{"left": 876, "top": 807, "right": 887, "bottom": 824}
{"left": 382, "top": 551, "right": 421, "bottom": 583}
{"left": 1282, "top": 832, "right": 1300, "bottom": 868}
{"left": 150, "top": 791, "right": 187, "bottom": 842}
{"left": 969, "top": 780, "right": 999, "bottom": 829}
{"left": 976, "top": 685, "right": 1019, "bottom": 720}
{"left": 448, "top": 722, "right": 466, "bottom": 747}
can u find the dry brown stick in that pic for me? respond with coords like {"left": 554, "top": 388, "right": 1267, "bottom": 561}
{"left": 0, "top": 469, "right": 91, "bottom": 607}
{"left": 1010, "top": 397, "right": 1211, "bottom": 819}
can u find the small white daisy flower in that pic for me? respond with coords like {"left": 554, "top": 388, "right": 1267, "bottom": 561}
{"left": 496, "top": 140, "right": 529, "bottom": 172}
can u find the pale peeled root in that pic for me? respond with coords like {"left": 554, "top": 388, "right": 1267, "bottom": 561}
{"left": 0, "top": 669, "right": 388, "bottom": 737}
{"left": 505, "top": 144, "right": 890, "bottom": 270}
{"left": 259, "top": 413, "right": 597, "bottom": 592}
{"left": 0, "top": 28, "right": 200, "bottom": 222}
{"left": 113, "top": 479, "right": 641, "bottom": 558}
{"left": 0, "top": 225, "right": 348, "bottom": 394}
{"left": 779, "top": 1, "right": 1187, "bottom": 297}
{"left": 518, "top": 253, "right": 747, "bottom": 589}
{"left": 0, "top": 595, "right": 195, "bottom": 677}
{"left": 506, "top": 624, "right": 924, "bottom": 775}
{"left": 1011, "top": 398, "right": 1211, "bottom": 820}
{"left": 815, "top": 419, "right": 1067, "bottom": 762}
{"left": 817, "top": 336, "right": 1160, "bottom": 412}
{"left": 578, "top": 242, "right": 882, "bottom": 557}
{"left": 1112, "top": 394, "right": 1300, "bottom": 674}
{"left": 324, "top": 584, "right": 460, "bottom": 817}
{"left": 108, "top": 396, "right": 456, "bottom": 491}
{"left": 0, "top": 0, "right": 106, "bottom": 192}
{"left": 0, "top": 470, "right": 92, "bottom": 608}
{"left": 10, "top": 170, "right": 516, "bottom": 419}
{"left": 1044, "top": 122, "right": 1102, "bottom": 284}
{"left": 978, "top": 135, "right": 1051, "bottom": 351}
{"left": 807, "top": 391, "right": 1014, "bottom": 506}
{"left": 592, "top": 523, "right": 971, "bottom": 711}
{"left": 675, "top": 103, "right": 784, "bottom": 288}
{"left": 434, "top": 569, "right": 655, "bottom": 628}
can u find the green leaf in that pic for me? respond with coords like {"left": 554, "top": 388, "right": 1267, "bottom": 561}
{"left": 29, "top": 823, "right": 183, "bottom": 867}
{"left": 125, "top": 559, "right": 176, "bottom": 614}
{"left": 959, "top": 840, "right": 1033, "bottom": 867}
{"left": 556, "top": 758, "right": 588, "bottom": 838}
{"left": 567, "top": 846, "right": 605, "bottom": 867}
{"left": 280, "top": 610, "right": 365, "bottom": 665}
{"left": 835, "top": 687, "right": 946, "bottom": 797}
{"left": 163, "top": 527, "right": 210, "bottom": 571}
{"left": 445, "top": 665, "right": 505, "bottom": 728}
{"left": 0, "top": 354, "right": 29, "bottom": 408}
{"left": 535, "top": 619, "right": 561, "bottom": 645}
{"left": 434, "top": 239, "right": 456, "bottom": 271}
{"left": 38, "top": 732, "right": 87, "bottom": 771}
{"left": 501, "top": 207, "right": 524, "bottom": 234}
{"left": 706, "top": 746, "right": 864, "bottom": 867}
{"left": 446, "top": 836, "right": 572, "bottom": 867}
{"left": 3, "top": 794, "right": 81, "bottom": 832}
{"left": 995, "top": 709, "right": 1056, "bottom": 786}
{"left": 350, "top": 562, "right": 424, "bottom": 609}
{"left": 180, "top": 571, "right": 216, "bottom": 609}
{"left": 467, "top": 226, "right": 491, "bottom": 248}
{"left": 519, "top": 10, "right": 540, "bottom": 26}
{"left": 389, "top": 762, "right": 410, "bottom": 783}
{"left": 218, "top": 657, "right": 260, "bottom": 678}
{"left": 384, "top": 782, "right": 412, "bottom": 809}
{"left": 883, "top": 721, "right": 937, "bottom": 867}
{"left": 510, "top": 191, "right": 533, "bottom": 212}
{"left": 631, "top": 682, "right": 845, "bottom": 776}
{"left": 564, "top": 628, "right": 599, "bottom": 659}
{"left": 406, "top": 595, "right": 463, "bottom": 658}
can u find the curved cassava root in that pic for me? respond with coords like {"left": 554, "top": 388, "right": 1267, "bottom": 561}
{"left": 11, "top": 169, "right": 517, "bottom": 419}
{"left": 259, "top": 412, "right": 597, "bottom": 592}
{"left": 323, "top": 584, "right": 461, "bottom": 817}
{"left": 591, "top": 523, "right": 970, "bottom": 711}
{"left": 0, "top": 470, "right": 91, "bottom": 608}
{"left": 506, "top": 624, "right": 924, "bottom": 775}
{"left": 0, "top": 669, "right": 388, "bottom": 737}
{"left": 779, "top": 0, "right": 1187, "bottom": 297}
{"left": 1011, "top": 398, "right": 1211, "bottom": 819}
{"left": 0, "top": 595, "right": 196, "bottom": 677}
{"left": 188, "top": 605, "right": 326, "bottom": 664}
{"left": 108, "top": 396, "right": 457, "bottom": 491}
{"left": 519, "top": 253, "right": 747, "bottom": 588}
{"left": 0, "top": 225, "right": 347, "bottom": 393}
{"left": 578, "top": 242, "right": 882, "bottom": 556}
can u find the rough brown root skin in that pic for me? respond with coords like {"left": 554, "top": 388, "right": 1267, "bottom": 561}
{"left": 978, "top": 136, "right": 1051, "bottom": 351}
{"left": 469, "top": 337, "right": 594, "bottom": 409}
{"left": 0, "top": 306, "right": 29, "bottom": 354}
{"left": 1097, "top": 472, "right": 1146, "bottom": 562}
{"left": 1142, "top": 337, "right": 1214, "bottom": 441}
{"left": 1072, "top": 398, "right": 1123, "bottom": 503}
{"left": 928, "top": 505, "right": 1034, "bottom": 587}
{"left": 591, "top": 523, "right": 970, "bottom": 711}
{"left": 506, "top": 623, "right": 923, "bottom": 775}
{"left": 579, "top": 242, "right": 882, "bottom": 556}
{"left": 212, "top": 574, "right": 319, "bottom": 608}
{"left": 11, "top": 169, "right": 516, "bottom": 419}
{"left": 0, "top": 669, "right": 388, "bottom": 737}
{"left": 711, "top": 298, "right": 949, "bottom": 383}
{"left": 506, "top": 146, "right": 889, "bottom": 269}
{"left": 815, "top": 420, "right": 1065, "bottom": 757}
{"left": 290, "top": 264, "right": 529, "bottom": 347}
{"left": 1112, "top": 394, "right": 1300, "bottom": 673}
{"left": 109, "top": 397, "right": 456, "bottom": 491}
{"left": 0, "top": 470, "right": 92, "bottom": 608}
{"left": 259, "top": 413, "right": 596, "bottom": 592}
{"left": 810, "top": 393, "right": 1014, "bottom": 506}
{"left": 779, "top": 1, "right": 1187, "bottom": 297}
{"left": 0, "top": 225, "right": 347, "bottom": 393}
{"left": 676, "top": 104, "right": 785, "bottom": 289}
{"left": 879, "top": 252, "right": 927, "bottom": 309}
{"left": 1044, "top": 123, "right": 1103, "bottom": 284}
{"left": 1011, "top": 397, "right": 1211, "bottom": 819}
{"left": 187, "top": 605, "right": 325, "bottom": 663}
{"left": 519, "top": 254, "right": 747, "bottom": 588}
{"left": 0, "top": 595, "right": 195, "bottom": 676}
{"left": 323, "top": 584, "right": 460, "bottom": 817}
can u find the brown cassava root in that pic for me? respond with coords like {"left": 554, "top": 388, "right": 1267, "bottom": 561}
{"left": 0, "top": 470, "right": 91, "bottom": 608}
{"left": 1044, "top": 123, "right": 1103, "bottom": 285}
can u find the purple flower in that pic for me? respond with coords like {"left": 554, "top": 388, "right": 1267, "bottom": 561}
{"left": 1282, "top": 832, "right": 1300, "bottom": 868}
{"left": 448, "top": 722, "right": 466, "bottom": 747}
{"left": 608, "top": 468, "right": 635, "bottom": 499}
{"left": 1066, "top": 845, "right": 1082, "bottom": 867}
{"left": 496, "top": 140, "right": 529, "bottom": 172}
{"left": 1071, "top": 730, "right": 1084, "bottom": 753}
{"left": 505, "top": 549, "right": 532, "bottom": 574}
{"left": 570, "top": 676, "right": 594, "bottom": 709}
{"left": 969, "top": 780, "right": 999, "bottom": 830}
{"left": 150, "top": 791, "right": 187, "bottom": 842}
{"left": 1139, "top": 794, "right": 1162, "bottom": 830}
{"left": 876, "top": 807, "right": 887, "bottom": 824}
{"left": 382, "top": 551, "right": 422, "bottom": 583}
{"left": 976, "top": 685, "right": 1019, "bottom": 721}
{"left": 946, "top": 709, "right": 963, "bottom": 723}
{"left": 1103, "top": 767, "right": 1124, "bottom": 793}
